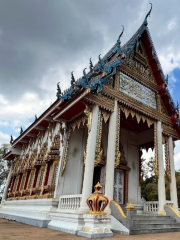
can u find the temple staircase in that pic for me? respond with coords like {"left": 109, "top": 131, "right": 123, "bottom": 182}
{"left": 129, "top": 214, "right": 180, "bottom": 235}
{"left": 110, "top": 201, "right": 180, "bottom": 235}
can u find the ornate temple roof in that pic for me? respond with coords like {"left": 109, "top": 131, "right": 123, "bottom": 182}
{"left": 3, "top": 4, "right": 180, "bottom": 158}
{"left": 56, "top": 3, "right": 180, "bottom": 130}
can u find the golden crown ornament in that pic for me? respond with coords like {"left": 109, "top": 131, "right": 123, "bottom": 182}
{"left": 86, "top": 182, "right": 109, "bottom": 214}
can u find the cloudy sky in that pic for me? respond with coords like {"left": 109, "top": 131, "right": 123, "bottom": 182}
{"left": 0, "top": 0, "right": 180, "bottom": 169}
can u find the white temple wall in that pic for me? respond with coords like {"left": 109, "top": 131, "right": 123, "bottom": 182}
{"left": 121, "top": 129, "right": 140, "bottom": 204}
{"left": 59, "top": 127, "right": 87, "bottom": 195}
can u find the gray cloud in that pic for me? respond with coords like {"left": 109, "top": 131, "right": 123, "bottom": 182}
{"left": 0, "top": 0, "right": 180, "bottom": 102}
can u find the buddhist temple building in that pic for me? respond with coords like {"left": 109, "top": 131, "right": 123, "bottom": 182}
{"left": 1, "top": 4, "right": 180, "bottom": 235}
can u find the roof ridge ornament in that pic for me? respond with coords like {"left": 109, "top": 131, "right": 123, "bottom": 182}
{"left": 89, "top": 58, "right": 94, "bottom": 72}
{"left": 10, "top": 135, "right": 13, "bottom": 145}
{"left": 177, "top": 102, "right": 179, "bottom": 113}
{"left": 71, "top": 71, "right": 75, "bottom": 86}
{"left": 98, "top": 54, "right": 104, "bottom": 71}
{"left": 20, "top": 127, "right": 23, "bottom": 135}
{"left": 144, "top": 3, "right": 152, "bottom": 25}
{"left": 56, "top": 82, "right": 62, "bottom": 97}
{"left": 117, "top": 25, "right": 124, "bottom": 44}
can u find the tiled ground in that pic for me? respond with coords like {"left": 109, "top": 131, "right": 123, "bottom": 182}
{"left": 0, "top": 218, "right": 180, "bottom": 240}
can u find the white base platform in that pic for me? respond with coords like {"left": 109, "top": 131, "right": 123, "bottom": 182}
{"left": 0, "top": 199, "right": 129, "bottom": 237}
{"left": 0, "top": 199, "right": 58, "bottom": 227}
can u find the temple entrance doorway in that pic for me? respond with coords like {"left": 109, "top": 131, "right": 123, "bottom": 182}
{"left": 113, "top": 169, "right": 124, "bottom": 204}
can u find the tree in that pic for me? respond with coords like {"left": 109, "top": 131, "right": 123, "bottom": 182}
{"left": 0, "top": 144, "right": 10, "bottom": 196}
{"left": 141, "top": 157, "right": 180, "bottom": 206}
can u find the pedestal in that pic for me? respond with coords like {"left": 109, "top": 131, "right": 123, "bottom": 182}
{"left": 78, "top": 214, "right": 113, "bottom": 239}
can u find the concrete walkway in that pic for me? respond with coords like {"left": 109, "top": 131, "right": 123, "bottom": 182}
{"left": 0, "top": 218, "right": 180, "bottom": 240}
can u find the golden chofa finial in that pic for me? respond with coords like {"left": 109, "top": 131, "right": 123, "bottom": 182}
{"left": 86, "top": 182, "right": 109, "bottom": 214}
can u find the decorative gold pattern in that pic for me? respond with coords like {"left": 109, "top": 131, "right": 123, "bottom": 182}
{"left": 84, "top": 93, "right": 114, "bottom": 112}
{"left": 162, "top": 123, "right": 179, "bottom": 139}
{"left": 25, "top": 148, "right": 38, "bottom": 170}
{"left": 70, "top": 114, "right": 87, "bottom": 132}
{"left": 37, "top": 166, "right": 46, "bottom": 188}
{"left": 164, "top": 136, "right": 171, "bottom": 182}
{"left": 121, "top": 40, "right": 156, "bottom": 85}
{"left": 19, "top": 173, "right": 27, "bottom": 191}
{"left": 156, "top": 94, "right": 162, "bottom": 113}
{"left": 154, "top": 122, "right": 159, "bottom": 178}
{"left": 114, "top": 107, "right": 121, "bottom": 168}
{"left": 48, "top": 122, "right": 56, "bottom": 140}
{"left": 50, "top": 160, "right": 59, "bottom": 186}
{"left": 45, "top": 134, "right": 60, "bottom": 162}
{"left": 101, "top": 85, "right": 176, "bottom": 136}
{"left": 27, "top": 169, "right": 36, "bottom": 190}
{"left": 60, "top": 129, "right": 71, "bottom": 176}
{"left": 37, "top": 131, "right": 45, "bottom": 147}
{"left": 94, "top": 110, "right": 103, "bottom": 167}
{"left": 84, "top": 104, "right": 91, "bottom": 131}
{"left": 101, "top": 109, "right": 111, "bottom": 123}
{"left": 34, "top": 142, "right": 48, "bottom": 166}
{"left": 121, "top": 105, "right": 154, "bottom": 128}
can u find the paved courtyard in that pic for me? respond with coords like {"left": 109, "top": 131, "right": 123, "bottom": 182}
{"left": 0, "top": 218, "right": 180, "bottom": 240}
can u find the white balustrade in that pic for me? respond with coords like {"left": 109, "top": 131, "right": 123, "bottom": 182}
{"left": 143, "top": 201, "right": 174, "bottom": 213}
{"left": 58, "top": 194, "right": 82, "bottom": 213}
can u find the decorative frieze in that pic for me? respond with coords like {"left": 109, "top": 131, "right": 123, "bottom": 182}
{"left": 102, "top": 85, "right": 173, "bottom": 128}
{"left": 162, "top": 123, "right": 179, "bottom": 139}
{"left": 119, "top": 72, "right": 157, "bottom": 109}
{"left": 84, "top": 93, "right": 114, "bottom": 112}
{"left": 121, "top": 106, "right": 154, "bottom": 128}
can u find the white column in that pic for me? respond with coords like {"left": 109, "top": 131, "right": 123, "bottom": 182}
{"left": 157, "top": 121, "right": 166, "bottom": 215}
{"left": 169, "top": 136, "right": 179, "bottom": 211}
{"left": 1, "top": 162, "right": 13, "bottom": 204}
{"left": 105, "top": 100, "right": 118, "bottom": 213}
{"left": 78, "top": 105, "right": 99, "bottom": 213}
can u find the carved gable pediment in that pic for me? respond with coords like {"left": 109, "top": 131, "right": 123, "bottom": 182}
{"left": 122, "top": 39, "right": 156, "bottom": 84}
